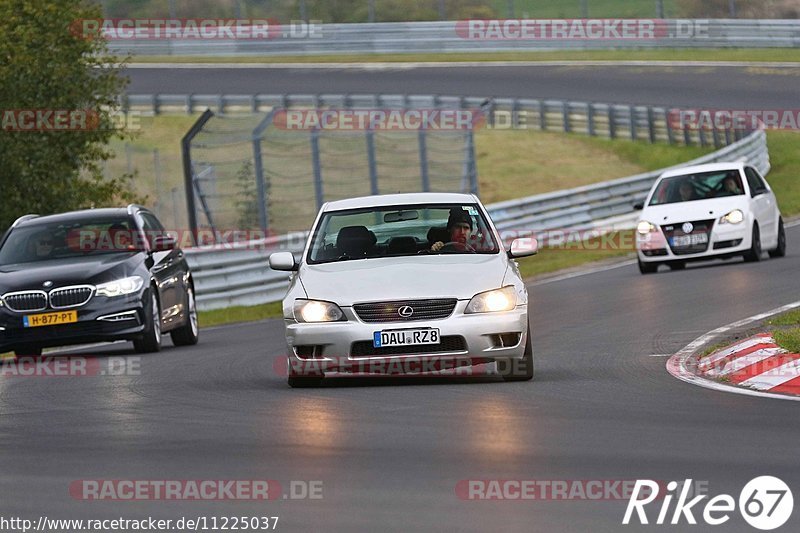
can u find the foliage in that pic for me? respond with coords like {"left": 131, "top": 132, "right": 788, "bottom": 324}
{"left": 0, "top": 0, "right": 139, "bottom": 231}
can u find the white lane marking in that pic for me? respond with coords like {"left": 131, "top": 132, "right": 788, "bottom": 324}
{"left": 740, "top": 358, "right": 800, "bottom": 390}
{"left": 698, "top": 336, "right": 775, "bottom": 371}
{"left": 46, "top": 341, "right": 127, "bottom": 355}
{"left": 667, "top": 300, "right": 800, "bottom": 401}
{"left": 785, "top": 219, "right": 800, "bottom": 229}
{"left": 709, "top": 347, "right": 786, "bottom": 377}
{"left": 648, "top": 354, "right": 672, "bottom": 357}
{"left": 126, "top": 61, "right": 800, "bottom": 70}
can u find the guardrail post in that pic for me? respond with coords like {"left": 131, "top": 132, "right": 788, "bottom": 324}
{"left": 152, "top": 94, "right": 160, "bottom": 116}
{"left": 629, "top": 105, "right": 637, "bottom": 141}
{"left": 539, "top": 100, "right": 547, "bottom": 131}
{"left": 608, "top": 106, "right": 616, "bottom": 139}
{"left": 647, "top": 107, "right": 656, "bottom": 143}
{"left": 562, "top": 101, "right": 571, "bottom": 133}
{"left": 310, "top": 127, "right": 324, "bottom": 209}
{"left": 217, "top": 94, "right": 225, "bottom": 115}
{"left": 683, "top": 124, "right": 692, "bottom": 146}
{"left": 725, "top": 128, "right": 733, "bottom": 146}
{"left": 587, "top": 103, "right": 595, "bottom": 136}
{"left": 186, "top": 94, "right": 193, "bottom": 115}
{"left": 698, "top": 126, "right": 708, "bottom": 147}
{"left": 711, "top": 127, "right": 721, "bottom": 148}
{"left": 366, "top": 127, "right": 379, "bottom": 195}
{"left": 665, "top": 109, "right": 675, "bottom": 145}
{"left": 418, "top": 128, "right": 430, "bottom": 192}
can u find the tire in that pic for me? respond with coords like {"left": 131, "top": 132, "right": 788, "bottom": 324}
{"left": 14, "top": 346, "right": 42, "bottom": 357}
{"left": 134, "top": 289, "right": 162, "bottom": 353}
{"left": 170, "top": 286, "right": 199, "bottom": 346}
{"left": 501, "top": 325, "right": 534, "bottom": 382}
{"left": 768, "top": 218, "right": 787, "bottom": 258}
{"left": 668, "top": 261, "right": 686, "bottom": 271}
{"left": 743, "top": 223, "right": 762, "bottom": 263}
{"left": 638, "top": 259, "right": 659, "bottom": 274}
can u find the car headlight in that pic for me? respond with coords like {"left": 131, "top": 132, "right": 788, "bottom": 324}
{"left": 294, "top": 299, "right": 345, "bottom": 323}
{"left": 465, "top": 286, "right": 517, "bottom": 314}
{"left": 95, "top": 276, "right": 144, "bottom": 297}
{"left": 637, "top": 221, "right": 656, "bottom": 235}
{"left": 720, "top": 209, "right": 744, "bottom": 225}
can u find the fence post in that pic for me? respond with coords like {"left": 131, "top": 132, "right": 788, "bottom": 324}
{"left": 698, "top": 126, "right": 708, "bottom": 147}
{"left": 562, "top": 101, "right": 571, "bottom": 133}
{"left": 539, "top": 100, "right": 547, "bottom": 131}
{"left": 647, "top": 107, "right": 656, "bottom": 143}
{"left": 587, "top": 103, "right": 595, "bottom": 136}
{"left": 711, "top": 127, "right": 721, "bottom": 148}
{"left": 418, "top": 129, "right": 430, "bottom": 192}
{"left": 608, "top": 106, "right": 616, "bottom": 139}
{"left": 366, "top": 127, "right": 379, "bottom": 195}
{"left": 629, "top": 105, "right": 637, "bottom": 141}
{"left": 683, "top": 124, "right": 692, "bottom": 146}
{"left": 665, "top": 108, "right": 675, "bottom": 145}
{"left": 310, "top": 127, "right": 324, "bottom": 209}
{"left": 252, "top": 110, "right": 278, "bottom": 234}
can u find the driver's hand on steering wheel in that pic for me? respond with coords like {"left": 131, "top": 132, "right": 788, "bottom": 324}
{"left": 431, "top": 241, "right": 445, "bottom": 252}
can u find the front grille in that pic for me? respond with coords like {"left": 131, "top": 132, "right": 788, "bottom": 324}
{"left": 350, "top": 335, "right": 467, "bottom": 357}
{"left": 2, "top": 291, "right": 48, "bottom": 312}
{"left": 353, "top": 299, "right": 457, "bottom": 323}
{"left": 662, "top": 219, "right": 714, "bottom": 255}
{"left": 49, "top": 286, "right": 94, "bottom": 309}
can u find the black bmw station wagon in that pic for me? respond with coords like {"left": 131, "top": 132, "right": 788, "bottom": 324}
{"left": 0, "top": 205, "right": 198, "bottom": 356}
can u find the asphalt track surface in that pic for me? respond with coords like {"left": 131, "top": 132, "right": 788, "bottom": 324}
{"left": 126, "top": 64, "right": 800, "bottom": 108}
{"left": 2, "top": 64, "right": 799, "bottom": 532}
{"left": 1, "top": 225, "right": 798, "bottom": 532}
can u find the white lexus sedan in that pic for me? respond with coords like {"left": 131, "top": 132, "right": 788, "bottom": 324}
{"left": 269, "top": 192, "right": 538, "bottom": 387}
{"left": 635, "top": 162, "right": 786, "bottom": 274}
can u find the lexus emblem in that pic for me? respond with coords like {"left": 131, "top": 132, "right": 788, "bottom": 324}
{"left": 43, "top": 280, "right": 53, "bottom": 288}
{"left": 398, "top": 305, "right": 414, "bottom": 318}
{"left": 681, "top": 222, "right": 694, "bottom": 234}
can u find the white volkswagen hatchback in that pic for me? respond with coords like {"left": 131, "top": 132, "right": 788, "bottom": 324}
{"left": 635, "top": 162, "right": 786, "bottom": 274}
{"left": 269, "top": 193, "right": 538, "bottom": 387}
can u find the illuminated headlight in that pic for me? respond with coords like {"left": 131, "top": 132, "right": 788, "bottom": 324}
{"left": 465, "top": 286, "right": 517, "bottom": 314}
{"left": 720, "top": 209, "right": 744, "bottom": 225}
{"left": 637, "top": 221, "right": 657, "bottom": 235}
{"left": 294, "top": 299, "right": 345, "bottom": 323}
{"left": 96, "top": 276, "right": 144, "bottom": 297}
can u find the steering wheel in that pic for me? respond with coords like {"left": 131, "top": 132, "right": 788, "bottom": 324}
{"left": 440, "top": 241, "right": 475, "bottom": 253}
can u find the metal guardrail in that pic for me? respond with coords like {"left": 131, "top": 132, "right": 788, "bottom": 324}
{"left": 127, "top": 93, "right": 749, "bottom": 149}
{"left": 113, "top": 19, "right": 800, "bottom": 56}
{"left": 184, "top": 128, "right": 769, "bottom": 310}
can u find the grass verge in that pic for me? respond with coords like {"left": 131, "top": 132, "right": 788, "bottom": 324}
{"left": 774, "top": 329, "right": 800, "bottom": 354}
{"left": 769, "top": 309, "right": 800, "bottom": 327}
{"left": 128, "top": 48, "right": 800, "bottom": 64}
{"left": 198, "top": 301, "right": 284, "bottom": 326}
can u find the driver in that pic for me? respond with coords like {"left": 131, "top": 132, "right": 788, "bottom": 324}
{"left": 431, "top": 208, "right": 474, "bottom": 252}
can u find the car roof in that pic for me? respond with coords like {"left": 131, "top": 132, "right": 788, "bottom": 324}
{"left": 323, "top": 192, "right": 478, "bottom": 212}
{"left": 14, "top": 206, "right": 144, "bottom": 228}
{"left": 660, "top": 162, "right": 746, "bottom": 179}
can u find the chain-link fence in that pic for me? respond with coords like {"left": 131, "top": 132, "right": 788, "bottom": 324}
{"left": 184, "top": 99, "right": 479, "bottom": 240}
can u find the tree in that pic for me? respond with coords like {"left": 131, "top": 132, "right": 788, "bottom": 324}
{"left": 0, "top": 0, "right": 138, "bottom": 231}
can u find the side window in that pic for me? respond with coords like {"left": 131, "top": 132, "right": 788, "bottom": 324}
{"left": 744, "top": 167, "right": 767, "bottom": 197}
{"left": 137, "top": 212, "right": 165, "bottom": 246}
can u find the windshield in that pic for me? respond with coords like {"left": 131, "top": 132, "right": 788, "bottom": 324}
{"left": 648, "top": 170, "right": 745, "bottom": 206}
{"left": 0, "top": 216, "right": 140, "bottom": 265}
{"left": 307, "top": 203, "right": 499, "bottom": 264}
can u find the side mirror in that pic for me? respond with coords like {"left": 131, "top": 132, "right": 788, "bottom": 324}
{"left": 507, "top": 237, "right": 538, "bottom": 259}
{"left": 269, "top": 251, "right": 298, "bottom": 271}
{"left": 633, "top": 202, "right": 644, "bottom": 211}
{"left": 151, "top": 234, "right": 176, "bottom": 251}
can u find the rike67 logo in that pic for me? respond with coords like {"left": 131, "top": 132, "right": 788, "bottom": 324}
{"left": 623, "top": 477, "right": 793, "bottom": 530}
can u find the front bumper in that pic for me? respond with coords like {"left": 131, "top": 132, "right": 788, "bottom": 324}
{"left": 636, "top": 223, "right": 750, "bottom": 263}
{"left": 284, "top": 301, "right": 529, "bottom": 375}
{"left": 0, "top": 292, "right": 146, "bottom": 352}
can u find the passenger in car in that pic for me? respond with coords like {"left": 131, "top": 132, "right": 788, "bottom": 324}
{"left": 678, "top": 181, "right": 698, "bottom": 202}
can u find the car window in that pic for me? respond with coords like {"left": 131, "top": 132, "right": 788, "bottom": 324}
{"left": 744, "top": 167, "right": 768, "bottom": 196}
{"left": 307, "top": 204, "right": 499, "bottom": 264}
{"left": 648, "top": 170, "right": 744, "bottom": 206}
{"left": 137, "top": 212, "right": 166, "bottom": 246}
{"left": 0, "top": 216, "right": 139, "bottom": 265}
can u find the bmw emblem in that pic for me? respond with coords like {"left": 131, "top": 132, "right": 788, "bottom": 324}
{"left": 681, "top": 222, "right": 694, "bottom": 234}
{"left": 398, "top": 305, "right": 414, "bottom": 318}
{"left": 43, "top": 280, "right": 53, "bottom": 288}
